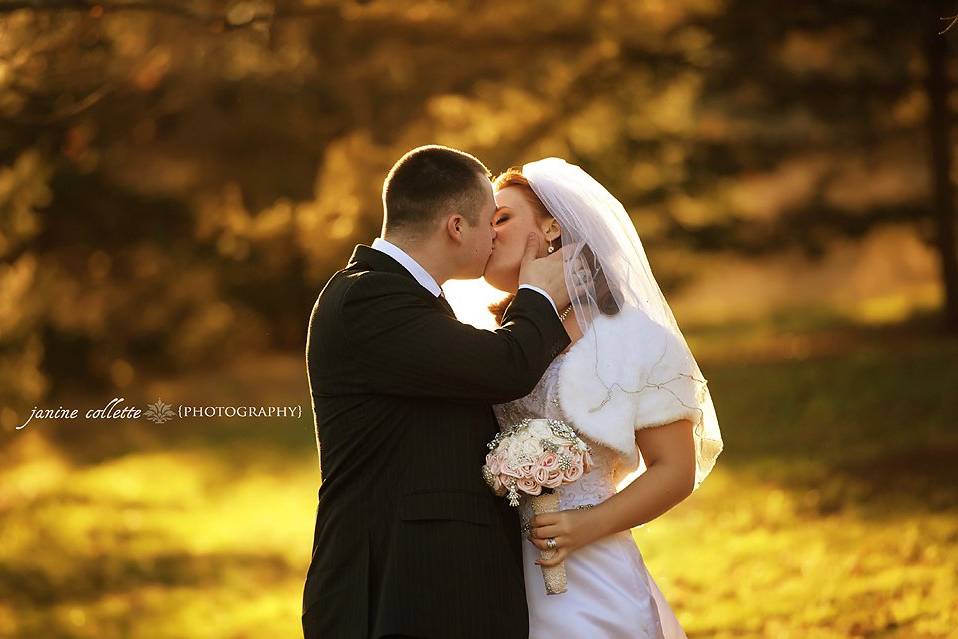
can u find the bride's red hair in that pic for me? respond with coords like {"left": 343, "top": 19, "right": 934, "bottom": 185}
{"left": 489, "top": 168, "right": 619, "bottom": 325}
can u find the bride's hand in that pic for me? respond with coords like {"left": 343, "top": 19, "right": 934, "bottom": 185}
{"left": 528, "top": 507, "right": 606, "bottom": 567}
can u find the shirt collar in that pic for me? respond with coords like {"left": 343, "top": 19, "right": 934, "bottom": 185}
{"left": 370, "top": 237, "right": 443, "bottom": 297}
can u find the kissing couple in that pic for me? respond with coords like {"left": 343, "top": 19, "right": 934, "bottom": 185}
{"left": 302, "top": 145, "right": 723, "bottom": 639}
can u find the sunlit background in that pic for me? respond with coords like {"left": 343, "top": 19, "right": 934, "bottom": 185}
{"left": 1, "top": 1, "right": 957, "bottom": 637}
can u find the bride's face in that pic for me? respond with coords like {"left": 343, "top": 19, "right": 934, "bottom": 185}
{"left": 483, "top": 186, "right": 554, "bottom": 293}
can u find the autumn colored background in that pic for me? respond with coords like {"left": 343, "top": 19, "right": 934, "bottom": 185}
{"left": 1, "top": 1, "right": 957, "bottom": 637}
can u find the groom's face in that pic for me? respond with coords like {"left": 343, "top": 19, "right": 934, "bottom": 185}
{"left": 458, "top": 178, "right": 498, "bottom": 278}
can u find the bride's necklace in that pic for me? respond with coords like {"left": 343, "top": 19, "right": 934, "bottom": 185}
{"left": 559, "top": 304, "right": 573, "bottom": 321}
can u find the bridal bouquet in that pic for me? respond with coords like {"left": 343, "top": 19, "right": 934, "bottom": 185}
{"left": 481, "top": 417, "right": 593, "bottom": 595}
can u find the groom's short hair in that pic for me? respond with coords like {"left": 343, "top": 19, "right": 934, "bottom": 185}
{"left": 382, "top": 145, "right": 491, "bottom": 235}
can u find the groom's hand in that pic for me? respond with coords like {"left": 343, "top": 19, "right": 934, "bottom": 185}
{"left": 518, "top": 233, "right": 573, "bottom": 311}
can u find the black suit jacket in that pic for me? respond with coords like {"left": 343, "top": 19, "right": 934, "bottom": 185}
{"left": 301, "top": 244, "right": 570, "bottom": 639}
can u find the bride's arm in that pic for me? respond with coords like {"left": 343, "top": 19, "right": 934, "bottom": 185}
{"left": 530, "top": 419, "right": 696, "bottom": 566}
{"left": 599, "top": 419, "right": 697, "bottom": 529}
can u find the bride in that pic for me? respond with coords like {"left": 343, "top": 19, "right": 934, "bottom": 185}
{"left": 481, "top": 158, "right": 724, "bottom": 638}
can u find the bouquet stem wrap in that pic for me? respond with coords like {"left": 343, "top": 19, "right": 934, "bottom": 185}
{"left": 530, "top": 491, "right": 567, "bottom": 595}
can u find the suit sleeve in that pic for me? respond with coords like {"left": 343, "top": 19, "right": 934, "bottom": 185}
{"left": 341, "top": 272, "right": 571, "bottom": 403}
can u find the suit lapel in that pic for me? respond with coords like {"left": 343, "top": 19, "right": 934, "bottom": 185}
{"left": 347, "top": 244, "right": 456, "bottom": 319}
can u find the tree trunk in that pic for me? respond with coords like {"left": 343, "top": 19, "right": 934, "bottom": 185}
{"left": 922, "top": 7, "right": 958, "bottom": 334}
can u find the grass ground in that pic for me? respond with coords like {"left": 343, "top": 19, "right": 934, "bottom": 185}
{"left": 1, "top": 315, "right": 956, "bottom": 638}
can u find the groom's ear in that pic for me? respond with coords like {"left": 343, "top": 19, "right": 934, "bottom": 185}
{"left": 444, "top": 213, "right": 465, "bottom": 243}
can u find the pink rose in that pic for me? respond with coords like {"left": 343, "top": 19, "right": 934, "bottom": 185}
{"left": 534, "top": 464, "right": 551, "bottom": 485}
{"left": 485, "top": 454, "right": 501, "bottom": 476}
{"left": 516, "top": 461, "right": 536, "bottom": 477}
{"left": 500, "top": 462, "right": 522, "bottom": 478}
{"left": 562, "top": 460, "right": 584, "bottom": 483}
{"left": 517, "top": 476, "right": 542, "bottom": 495}
{"left": 543, "top": 469, "right": 564, "bottom": 489}
{"left": 538, "top": 451, "right": 559, "bottom": 470}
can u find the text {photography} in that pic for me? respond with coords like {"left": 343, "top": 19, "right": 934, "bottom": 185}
{"left": 2, "top": 2, "right": 958, "bottom": 638}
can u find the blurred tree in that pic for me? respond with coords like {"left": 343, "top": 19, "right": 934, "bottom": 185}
{"left": 0, "top": 0, "right": 691, "bottom": 408}
{"left": 1, "top": 0, "right": 955, "bottom": 418}
{"left": 922, "top": 1, "right": 958, "bottom": 332}
{"left": 675, "top": 0, "right": 958, "bottom": 332}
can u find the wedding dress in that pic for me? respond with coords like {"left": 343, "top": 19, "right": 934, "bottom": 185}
{"left": 494, "top": 349, "right": 688, "bottom": 639}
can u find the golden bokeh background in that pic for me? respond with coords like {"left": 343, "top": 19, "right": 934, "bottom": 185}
{"left": 1, "top": 1, "right": 956, "bottom": 637}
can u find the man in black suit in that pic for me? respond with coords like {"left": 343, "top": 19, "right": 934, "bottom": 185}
{"left": 302, "top": 145, "right": 571, "bottom": 639}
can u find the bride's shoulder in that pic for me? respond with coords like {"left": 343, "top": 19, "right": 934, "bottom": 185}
{"left": 555, "top": 306, "right": 699, "bottom": 464}
{"left": 560, "top": 306, "right": 684, "bottom": 369}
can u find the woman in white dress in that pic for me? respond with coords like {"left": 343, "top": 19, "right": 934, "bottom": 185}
{"left": 482, "top": 158, "right": 724, "bottom": 638}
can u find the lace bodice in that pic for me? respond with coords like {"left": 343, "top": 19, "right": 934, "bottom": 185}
{"left": 493, "top": 352, "right": 623, "bottom": 517}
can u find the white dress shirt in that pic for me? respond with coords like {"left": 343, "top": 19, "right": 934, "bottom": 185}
{"left": 369, "top": 237, "right": 559, "bottom": 315}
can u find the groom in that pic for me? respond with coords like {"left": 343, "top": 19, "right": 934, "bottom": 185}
{"left": 302, "top": 145, "right": 572, "bottom": 639}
